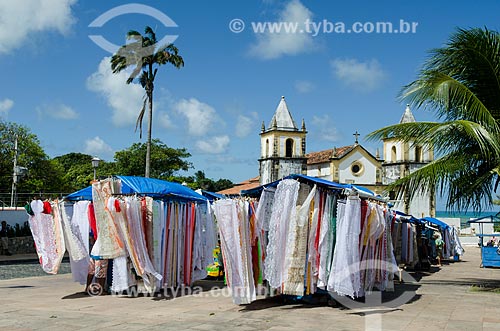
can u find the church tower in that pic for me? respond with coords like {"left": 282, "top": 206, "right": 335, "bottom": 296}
{"left": 259, "top": 96, "right": 307, "bottom": 185}
{"left": 382, "top": 105, "right": 435, "bottom": 217}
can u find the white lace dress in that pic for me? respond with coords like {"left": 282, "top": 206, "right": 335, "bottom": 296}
{"left": 328, "top": 195, "right": 361, "bottom": 298}
{"left": 264, "top": 179, "right": 300, "bottom": 289}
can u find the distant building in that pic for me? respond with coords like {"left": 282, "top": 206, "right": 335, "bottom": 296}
{"left": 258, "top": 96, "right": 307, "bottom": 185}
{"left": 256, "top": 97, "right": 435, "bottom": 217}
{"left": 382, "top": 105, "right": 435, "bottom": 217}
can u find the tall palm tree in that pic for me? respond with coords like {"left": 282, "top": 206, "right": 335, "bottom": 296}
{"left": 111, "top": 26, "right": 184, "bottom": 178}
{"left": 368, "top": 27, "right": 500, "bottom": 212}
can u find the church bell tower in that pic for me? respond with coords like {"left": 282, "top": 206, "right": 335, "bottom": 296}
{"left": 382, "top": 105, "right": 436, "bottom": 217}
{"left": 259, "top": 96, "right": 307, "bottom": 185}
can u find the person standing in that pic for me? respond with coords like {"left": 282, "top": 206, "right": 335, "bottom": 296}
{"left": 0, "top": 220, "right": 12, "bottom": 256}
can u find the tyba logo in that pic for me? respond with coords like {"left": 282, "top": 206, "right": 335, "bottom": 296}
{"left": 88, "top": 3, "right": 178, "bottom": 63}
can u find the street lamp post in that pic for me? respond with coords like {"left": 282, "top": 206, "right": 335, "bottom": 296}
{"left": 91, "top": 157, "right": 101, "bottom": 181}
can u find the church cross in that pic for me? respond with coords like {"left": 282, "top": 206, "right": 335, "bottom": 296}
{"left": 353, "top": 131, "right": 360, "bottom": 144}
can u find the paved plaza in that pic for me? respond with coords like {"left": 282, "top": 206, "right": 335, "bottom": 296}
{"left": 1, "top": 244, "right": 500, "bottom": 330}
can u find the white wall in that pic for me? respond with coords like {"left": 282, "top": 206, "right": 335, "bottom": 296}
{"left": 307, "top": 163, "right": 331, "bottom": 179}
{"left": 338, "top": 150, "right": 378, "bottom": 185}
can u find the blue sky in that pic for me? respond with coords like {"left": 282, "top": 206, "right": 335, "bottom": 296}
{"left": 1, "top": 0, "right": 499, "bottom": 193}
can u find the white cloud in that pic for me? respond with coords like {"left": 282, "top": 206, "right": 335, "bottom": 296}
{"left": 330, "top": 58, "right": 386, "bottom": 91}
{"left": 196, "top": 135, "right": 230, "bottom": 154}
{"left": 157, "top": 111, "right": 174, "bottom": 129}
{"left": 84, "top": 136, "right": 113, "bottom": 158}
{"left": 37, "top": 103, "right": 78, "bottom": 120}
{"left": 87, "top": 57, "right": 144, "bottom": 127}
{"left": 235, "top": 112, "right": 258, "bottom": 138}
{"left": 0, "top": 0, "right": 76, "bottom": 54}
{"left": 0, "top": 98, "right": 14, "bottom": 116}
{"left": 174, "top": 98, "right": 219, "bottom": 136}
{"left": 249, "top": 0, "right": 316, "bottom": 59}
{"left": 294, "top": 80, "right": 314, "bottom": 93}
{"left": 311, "top": 114, "right": 339, "bottom": 142}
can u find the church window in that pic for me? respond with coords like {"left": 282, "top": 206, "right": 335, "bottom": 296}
{"left": 391, "top": 146, "right": 397, "bottom": 162}
{"left": 285, "top": 138, "right": 294, "bottom": 157}
{"left": 415, "top": 146, "right": 422, "bottom": 162}
{"left": 351, "top": 161, "right": 364, "bottom": 176}
{"left": 266, "top": 139, "right": 270, "bottom": 157}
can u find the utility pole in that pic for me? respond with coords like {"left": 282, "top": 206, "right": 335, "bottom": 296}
{"left": 10, "top": 135, "right": 18, "bottom": 207}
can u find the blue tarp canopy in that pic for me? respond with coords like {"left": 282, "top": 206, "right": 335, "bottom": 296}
{"left": 241, "top": 174, "right": 383, "bottom": 200}
{"left": 467, "top": 215, "right": 500, "bottom": 223}
{"left": 65, "top": 176, "right": 207, "bottom": 202}
{"left": 421, "top": 217, "right": 450, "bottom": 230}
{"left": 395, "top": 210, "right": 423, "bottom": 224}
{"left": 65, "top": 186, "right": 92, "bottom": 201}
{"left": 200, "top": 190, "right": 226, "bottom": 202}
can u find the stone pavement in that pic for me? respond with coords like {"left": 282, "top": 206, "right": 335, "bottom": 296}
{"left": 1, "top": 245, "right": 500, "bottom": 331}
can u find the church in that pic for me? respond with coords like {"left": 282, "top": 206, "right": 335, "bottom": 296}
{"left": 222, "top": 96, "right": 436, "bottom": 217}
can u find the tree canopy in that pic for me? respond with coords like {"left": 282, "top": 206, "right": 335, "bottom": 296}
{"left": 111, "top": 26, "right": 184, "bottom": 177}
{"left": 368, "top": 27, "right": 500, "bottom": 212}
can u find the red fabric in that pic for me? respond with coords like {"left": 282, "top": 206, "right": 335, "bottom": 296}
{"left": 42, "top": 201, "right": 52, "bottom": 214}
{"left": 88, "top": 203, "right": 98, "bottom": 240}
{"left": 114, "top": 199, "right": 121, "bottom": 212}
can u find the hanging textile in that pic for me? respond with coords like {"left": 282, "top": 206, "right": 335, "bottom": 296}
{"left": 264, "top": 179, "right": 300, "bottom": 289}
{"left": 213, "top": 199, "right": 256, "bottom": 304}
{"left": 69, "top": 200, "right": 91, "bottom": 284}
{"left": 28, "top": 199, "right": 66, "bottom": 274}
{"left": 58, "top": 201, "right": 88, "bottom": 262}
{"left": 282, "top": 184, "right": 316, "bottom": 296}
{"left": 329, "top": 194, "right": 361, "bottom": 298}
{"left": 90, "top": 179, "right": 125, "bottom": 259}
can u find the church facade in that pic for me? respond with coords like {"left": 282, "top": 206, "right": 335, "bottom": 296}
{"left": 258, "top": 97, "right": 436, "bottom": 217}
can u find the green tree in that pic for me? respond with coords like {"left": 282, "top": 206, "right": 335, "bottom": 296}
{"left": 53, "top": 153, "right": 117, "bottom": 191}
{"left": 368, "top": 28, "right": 500, "bottom": 212}
{"left": 114, "top": 139, "right": 192, "bottom": 179}
{"left": 0, "top": 120, "right": 65, "bottom": 205}
{"left": 111, "top": 26, "right": 184, "bottom": 178}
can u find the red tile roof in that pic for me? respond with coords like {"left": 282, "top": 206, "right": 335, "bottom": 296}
{"left": 218, "top": 176, "right": 260, "bottom": 195}
{"left": 306, "top": 145, "right": 354, "bottom": 165}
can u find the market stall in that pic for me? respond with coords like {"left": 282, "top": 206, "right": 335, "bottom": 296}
{"left": 27, "top": 176, "right": 217, "bottom": 295}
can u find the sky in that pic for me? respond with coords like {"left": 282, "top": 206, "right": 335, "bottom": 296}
{"left": 1, "top": 0, "right": 499, "bottom": 196}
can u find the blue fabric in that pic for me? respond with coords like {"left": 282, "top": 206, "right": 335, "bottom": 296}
{"left": 64, "top": 176, "right": 207, "bottom": 202}
{"left": 241, "top": 173, "right": 380, "bottom": 199}
{"left": 421, "top": 217, "right": 450, "bottom": 230}
{"left": 395, "top": 210, "right": 424, "bottom": 224}
{"left": 65, "top": 186, "right": 93, "bottom": 201}
{"left": 201, "top": 190, "right": 226, "bottom": 202}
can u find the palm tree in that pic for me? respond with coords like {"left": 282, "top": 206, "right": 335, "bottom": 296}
{"left": 111, "top": 26, "right": 184, "bottom": 178}
{"left": 368, "top": 27, "right": 500, "bottom": 212}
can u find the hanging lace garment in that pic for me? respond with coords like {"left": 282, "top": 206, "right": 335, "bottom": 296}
{"left": 238, "top": 200, "right": 257, "bottom": 302}
{"left": 192, "top": 202, "right": 217, "bottom": 283}
{"left": 255, "top": 186, "right": 276, "bottom": 233}
{"left": 264, "top": 179, "right": 300, "bottom": 289}
{"left": 329, "top": 194, "right": 361, "bottom": 298}
{"left": 58, "top": 201, "right": 88, "bottom": 262}
{"left": 142, "top": 197, "right": 154, "bottom": 262}
{"left": 213, "top": 199, "right": 256, "bottom": 304}
{"left": 152, "top": 200, "right": 164, "bottom": 288}
{"left": 90, "top": 179, "right": 125, "bottom": 259}
{"left": 318, "top": 193, "right": 336, "bottom": 288}
{"left": 69, "top": 200, "right": 91, "bottom": 284}
{"left": 306, "top": 189, "right": 321, "bottom": 294}
{"left": 124, "top": 197, "right": 162, "bottom": 292}
{"left": 451, "top": 227, "right": 465, "bottom": 256}
{"left": 111, "top": 255, "right": 136, "bottom": 293}
{"left": 28, "top": 201, "right": 66, "bottom": 274}
{"left": 283, "top": 184, "right": 316, "bottom": 296}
